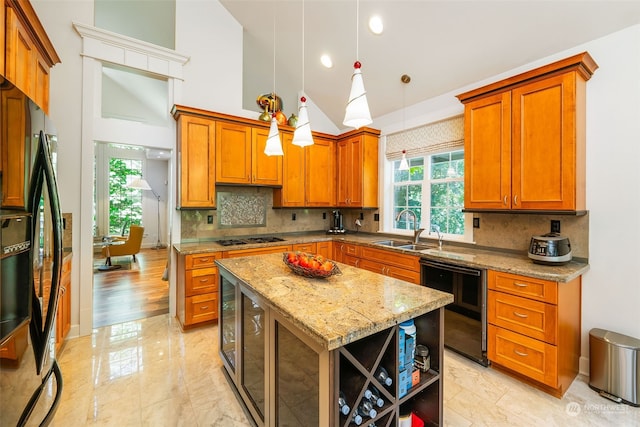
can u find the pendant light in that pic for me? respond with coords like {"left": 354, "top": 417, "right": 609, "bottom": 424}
{"left": 292, "top": 0, "right": 314, "bottom": 147}
{"left": 264, "top": 4, "right": 284, "bottom": 156}
{"left": 343, "top": 0, "right": 372, "bottom": 129}
{"left": 398, "top": 74, "right": 410, "bottom": 171}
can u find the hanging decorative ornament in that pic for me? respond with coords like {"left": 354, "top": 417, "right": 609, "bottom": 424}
{"left": 399, "top": 149, "right": 409, "bottom": 171}
{"left": 344, "top": 61, "right": 372, "bottom": 129}
{"left": 288, "top": 113, "right": 298, "bottom": 127}
{"left": 292, "top": 97, "right": 314, "bottom": 147}
{"left": 264, "top": 113, "right": 284, "bottom": 156}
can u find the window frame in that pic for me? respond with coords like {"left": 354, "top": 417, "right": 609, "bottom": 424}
{"left": 383, "top": 148, "right": 473, "bottom": 244}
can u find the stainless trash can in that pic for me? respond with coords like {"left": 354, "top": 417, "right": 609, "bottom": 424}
{"left": 589, "top": 328, "right": 640, "bottom": 406}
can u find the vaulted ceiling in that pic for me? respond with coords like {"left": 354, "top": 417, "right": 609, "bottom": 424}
{"left": 220, "top": 0, "right": 640, "bottom": 129}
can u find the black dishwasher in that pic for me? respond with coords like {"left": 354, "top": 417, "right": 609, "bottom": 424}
{"left": 420, "top": 259, "right": 489, "bottom": 366}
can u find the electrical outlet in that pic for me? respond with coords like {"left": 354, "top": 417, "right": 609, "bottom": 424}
{"left": 322, "top": 212, "right": 326, "bottom": 220}
{"left": 374, "top": 213, "right": 380, "bottom": 221}
{"left": 292, "top": 213, "right": 296, "bottom": 221}
{"left": 359, "top": 212, "right": 364, "bottom": 220}
{"left": 551, "top": 220, "right": 561, "bottom": 233}
{"left": 207, "top": 215, "right": 213, "bottom": 224}
{"left": 473, "top": 218, "right": 480, "bottom": 228}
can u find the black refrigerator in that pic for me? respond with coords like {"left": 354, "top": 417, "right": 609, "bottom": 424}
{"left": 0, "top": 78, "right": 63, "bottom": 426}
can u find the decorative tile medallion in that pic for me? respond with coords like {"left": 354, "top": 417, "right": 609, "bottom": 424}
{"left": 217, "top": 192, "right": 267, "bottom": 228}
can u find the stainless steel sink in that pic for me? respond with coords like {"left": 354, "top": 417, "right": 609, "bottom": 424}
{"left": 396, "top": 244, "right": 435, "bottom": 251}
{"left": 373, "top": 239, "right": 413, "bottom": 247}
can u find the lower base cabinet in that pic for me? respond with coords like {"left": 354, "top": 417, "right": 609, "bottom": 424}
{"left": 218, "top": 265, "right": 444, "bottom": 426}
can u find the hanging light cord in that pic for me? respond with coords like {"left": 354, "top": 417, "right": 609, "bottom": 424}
{"left": 356, "top": 0, "right": 360, "bottom": 60}
{"left": 272, "top": 6, "right": 276, "bottom": 101}
{"left": 301, "top": 0, "right": 305, "bottom": 92}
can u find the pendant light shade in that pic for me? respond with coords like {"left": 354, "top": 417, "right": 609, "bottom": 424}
{"left": 343, "top": 61, "right": 372, "bottom": 129}
{"left": 399, "top": 150, "right": 409, "bottom": 171}
{"left": 264, "top": 114, "right": 284, "bottom": 156}
{"left": 292, "top": 97, "right": 314, "bottom": 147}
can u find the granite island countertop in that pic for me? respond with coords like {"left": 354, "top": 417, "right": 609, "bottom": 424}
{"left": 176, "top": 231, "right": 589, "bottom": 283}
{"left": 216, "top": 253, "right": 454, "bottom": 351}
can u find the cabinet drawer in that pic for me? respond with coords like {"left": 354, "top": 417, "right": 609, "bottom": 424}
{"left": 488, "top": 325, "right": 557, "bottom": 387}
{"left": 488, "top": 290, "right": 557, "bottom": 344}
{"left": 488, "top": 270, "right": 557, "bottom": 304}
{"left": 186, "top": 252, "right": 221, "bottom": 269}
{"left": 292, "top": 242, "right": 317, "bottom": 254}
{"left": 359, "top": 246, "right": 419, "bottom": 271}
{"left": 225, "top": 245, "right": 291, "bottom": 258}
{"left": 186, "top": 267, "right": 218, "bottom": 295}
{"left": 185, "top": 292, "right": 218, "bottom": 325}
{"left": 358, "top": 259, "right": 421, "bottom": 284}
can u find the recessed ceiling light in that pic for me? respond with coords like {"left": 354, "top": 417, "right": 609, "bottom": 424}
{"left": 321, "top": 54, "right": 333, "bottom": 68}
{"left": 369, "top": 15, "right": 383, "bottom": 35}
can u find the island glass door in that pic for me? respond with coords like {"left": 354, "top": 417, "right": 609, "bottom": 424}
{"left": 241, "top": 291, "right": 266, "bottom": 422}
{"left": 220, "top": 274, "right": 237, "bottom": 372}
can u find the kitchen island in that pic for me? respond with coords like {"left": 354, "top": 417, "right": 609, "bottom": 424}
{"left": 216, "top": 253, "right": 453, "bottom": 427}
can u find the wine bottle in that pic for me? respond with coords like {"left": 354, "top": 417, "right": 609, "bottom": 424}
{"left": 338, "top": 391, "right": 350, "bottom": 416}
{"left": 363, "top": 388, "right": 373, "bottom": 400}
{"left": 375, "top": 366, "right": 393, "bottom": 387}
{"left": 368, "top": 385, "right": 385, "bottom": 407}
{"left": 357, "top": 399, "right": 377, "bottom": 419}
{"left": 351, "top": 412, "right": 363, "bottom": 425}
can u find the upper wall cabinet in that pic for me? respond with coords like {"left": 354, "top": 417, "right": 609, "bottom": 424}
{"left": 336, "top": 128, "right": 380, "bottom": 208}
{"left": 215, "top": 121, "right": 282, "bottom": 186}
{"left": 273, "top": 133, "right": 336, "bottom": 208}
{"left": 456, "top": 52, "right": 598, "bottom": 214}
{"left": 173, "top": 107, "right": 216, "bottom": 209}
{"left": 3, "top": 0, "right": 60, "bottom": 113}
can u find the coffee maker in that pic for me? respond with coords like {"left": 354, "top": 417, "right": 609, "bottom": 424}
{"left": 327, "top": 210, "right": 345, "bottom": 234}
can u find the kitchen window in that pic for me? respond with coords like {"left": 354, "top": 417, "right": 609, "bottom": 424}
{"left": 390, "top": 149, "right": 471, "bottom": 242}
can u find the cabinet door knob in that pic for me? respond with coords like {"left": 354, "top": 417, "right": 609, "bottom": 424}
{"left": 503, "top": 195, "right": 508, "bottom": 206}
{"left": 513, "top": 282, "right": 528, "bottom": 288}
{"left": 513, "top": 195, "right": 518, "bottom": 206}
{"left": 201, "top": 305, "right": 209, "bottom": 310}
{"left": 514, "top": 349, "right": 529, "bottom": 357}
{"left": 513, "top": 311, "right": 529, "bottom": 319}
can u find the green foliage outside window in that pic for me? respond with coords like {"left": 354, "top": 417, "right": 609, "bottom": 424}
{"left": 109, "top": 158, "right": 143, "bottom": 235}
{"left": 393, "top": 150, "right": 464, "bottom": 235}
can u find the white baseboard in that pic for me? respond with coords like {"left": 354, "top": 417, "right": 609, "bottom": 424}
{"left": 579, "top": 355, "right": 590, "bottom": 377}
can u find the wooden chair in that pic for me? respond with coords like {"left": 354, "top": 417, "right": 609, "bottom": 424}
{"left": 102, "top": 225, "right": 144, "bottom": 265}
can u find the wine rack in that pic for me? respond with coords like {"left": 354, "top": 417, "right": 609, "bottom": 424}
{"left": 335, "top": 308, "right": 443, "bottom": 427}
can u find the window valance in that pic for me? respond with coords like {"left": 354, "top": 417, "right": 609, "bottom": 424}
{"left": 386, "top": 115, "right": 464, "bottom": 160}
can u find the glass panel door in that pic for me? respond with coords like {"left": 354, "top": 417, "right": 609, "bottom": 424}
{"left": 241, "top": 292, "right": 265, "bottom": 421}
{"left": 220, "top": 274, "right": 237, "bottom": 372}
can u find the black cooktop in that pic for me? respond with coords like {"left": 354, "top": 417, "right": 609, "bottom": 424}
{"left": 216, "top": 236, "right": 286, "bottom": 246}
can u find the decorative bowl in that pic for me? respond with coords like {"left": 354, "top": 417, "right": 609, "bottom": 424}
{"left": 282, "top": 252, "right": 341, "bottom": 278}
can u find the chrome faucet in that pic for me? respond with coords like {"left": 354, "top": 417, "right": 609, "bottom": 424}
{"left": 395, "top": 209, "right": 425, "bottom": 244}
{"left": 430, "top": 224, "right": 443, "bottom": 249}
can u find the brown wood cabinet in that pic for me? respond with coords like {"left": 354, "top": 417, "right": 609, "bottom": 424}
{"left": 224, "top": 245, "right": 291, "bottom": 259}
{"left": 336, "top": 128, "right": 380, "bottom": 208}
{"left": 457, "top": 52, "right": 597, "bottom": 213}
{"left": 3, "top": 0, "right": 60, "bottom": 113}
{"left": 487, "top": 269, "right": 581, "bottom": 397}
{"left": 316, "top": 241, "right": 332, "bottom": 259}
{"left": 215, "top": 121, "right": 282, "bottom": 186}
{"left": 291, "top": 242, "right": 317, "bottom": 254}
{"left": 273, "top": 134, "right": 336, "bottom": 207}
{"left": 177, "top": 252, "right": 222, "bottom": 329}
{"left": 305, "top": 136, "right": 336, "bottom": 206}
{"left": 175, "top": 113, "right": 216, "bottom": 209}
{"left": 1, "top": 84, "right": 27, "bottom": 208}
{"left": 56, "top": 255, "right": 72, "bottom": 352}
{"left": 333, "top": 242, "right": 420, "bottom": 284}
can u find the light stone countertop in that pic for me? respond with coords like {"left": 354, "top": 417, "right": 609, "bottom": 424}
{"left": 216, "top": 253, "right": 454, "bottom": 351}
{"left": 175, "top": 231, "right": 589, "bottom": 283}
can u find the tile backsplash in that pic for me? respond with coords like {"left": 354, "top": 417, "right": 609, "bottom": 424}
{"left": 179, "top": 187, "right": 588, "bottom": 260}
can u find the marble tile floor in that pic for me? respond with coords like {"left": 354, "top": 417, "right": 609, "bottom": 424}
{"left": 51, "top": 314, "right": 639, "bottom": 426}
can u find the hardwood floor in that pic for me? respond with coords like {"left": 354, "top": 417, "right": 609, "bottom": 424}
{"left": 93, "top": 248, "right": 169, "bottom": 328}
